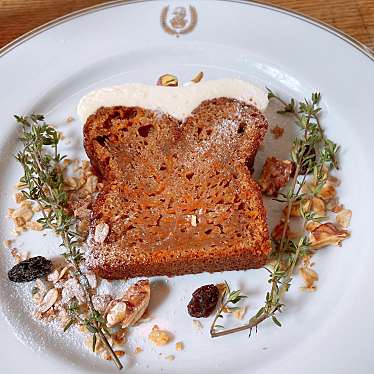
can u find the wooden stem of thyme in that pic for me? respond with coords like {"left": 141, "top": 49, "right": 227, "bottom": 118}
{"left": 210, "top": 91, "right": 339, "bottom": 338}
{"left": 15, "top": 115, "right": 123, "bottom": 370}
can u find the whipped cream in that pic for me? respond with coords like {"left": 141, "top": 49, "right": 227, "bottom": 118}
{"left": 77, "top": 79, "right": 268, "bottom": 123}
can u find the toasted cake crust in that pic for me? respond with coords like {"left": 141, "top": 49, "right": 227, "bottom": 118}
{"left": 83, "top": 97, "right": 271, "bottom": 279}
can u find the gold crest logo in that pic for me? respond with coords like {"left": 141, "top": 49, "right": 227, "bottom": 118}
{"left": 160, "top": 5, "right": 198, "bottom": 37}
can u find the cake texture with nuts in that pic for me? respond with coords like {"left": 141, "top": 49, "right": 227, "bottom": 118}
{"left": 83, "top": 96, "right": 271, "bottom": 279}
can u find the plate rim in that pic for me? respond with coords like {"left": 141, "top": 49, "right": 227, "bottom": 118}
{"left": 0, "top": 0, "right": 373, "bottom": 62}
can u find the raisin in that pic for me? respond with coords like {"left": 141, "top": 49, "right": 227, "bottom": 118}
{"left": 187, "top": 284, "right": 219, "bottom": 318}
{"left": 8, "top": 256, "right": 52, "bottom": 283}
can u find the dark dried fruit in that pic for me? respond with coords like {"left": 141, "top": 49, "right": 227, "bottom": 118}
{"left": 187, "top": 284, "right": 219, "bottom": 318}
{"left": 8, "top": 256, "right": 52, "bottom": 283}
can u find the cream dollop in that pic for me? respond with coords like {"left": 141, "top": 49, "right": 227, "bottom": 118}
{"left": 77, "top": 79, "right": 268, "bottom": 123}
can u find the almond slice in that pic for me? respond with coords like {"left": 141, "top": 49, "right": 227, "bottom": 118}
{"left": 38, "top": 288, "right": 59, "bottom": 313}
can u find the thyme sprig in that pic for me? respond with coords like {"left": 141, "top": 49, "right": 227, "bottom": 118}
{"left": 15, "top": 115, "right": 123, "bottom": 370}
{"left": 210, "top": 91, "right": 339, "bottom": 338}
{"left": 209, "top": 282, "right": 247, "bottom": 333}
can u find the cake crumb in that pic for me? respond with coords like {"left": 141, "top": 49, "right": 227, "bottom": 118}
{"left": 271, "top": 126, "right": 284, "bottom": 139}
{"left": 192, "top": 320, "right": 203, "bottom": 330}
{"left": 134, "top": 346, "right": 143, "bottom": 354}
{"left": 66, "top": 116, "right": 74, "bottom": 123}
{"left": 148, "top": 325, "right": 171, "bottom": 346}
{"left": 175, "top": 341, "right": 184, "bottom": 351}
{"left": 165, "top": 354, "right": 175, "bottom": 361}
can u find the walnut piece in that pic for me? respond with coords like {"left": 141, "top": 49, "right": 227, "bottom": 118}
{"left": 258, "top": 157, "right": 294, "bottom": 196}
{"left": 309, "top": 222, "right": 350, "bottom": 249}
{"left": 336, "top": 209, "right": 352, "bottom": 229}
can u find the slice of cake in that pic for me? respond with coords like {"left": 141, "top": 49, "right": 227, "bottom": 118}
{"left": 80, "top": 79, "right": 271, "bottom": 279}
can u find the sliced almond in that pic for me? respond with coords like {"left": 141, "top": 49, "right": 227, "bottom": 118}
{"left": 107, "top": 302, "right": 127, "bottom": 327}
{"left": 94, "top": 222, "right": 109, "bottom": 243}
{"left": 47, "top": 269, "right": 60, "bottom": 283}
{"left": 38, "top": 288, "right": 59, "bottom": 313}
{"left": 85, "top": 272, "right": 97, "bottom": 289}
{"left": 120, "top": 280, "right": 150, "bottom": 328}
{"left": 58, "top": 266, "right": 70, "bottom": 281}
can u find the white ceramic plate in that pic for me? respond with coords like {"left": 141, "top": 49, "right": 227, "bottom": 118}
{"left": 1, "top": 1, "right": 373, "bottom": 373}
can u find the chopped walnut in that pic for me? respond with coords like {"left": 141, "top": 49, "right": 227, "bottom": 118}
{"left": 309, "top": 222, "right": 350, "bottom": 249}
{"left": 14, "top": 192, "right": 26, "bottom": 204}
{"left": 300, "top": 267, "right": 318, "bottom": 291}
{"left": 305, "top": 221, "right": 321, "bottom": 232}
{"left": 310, "top": 197, "right": 326, "bottom": 217}
{"left": 258, "top": 157, "right": 295, "bottom": 196}
{"left": 318, "top": 184, "right": 337, "bottom": 201}
{"left": 336, "top": 209, "right": 352, "bottom": 229}
{"left": 26, "top": 221, "right": 44, "bottom": 231}
{"left": 11, "top": 206, "right": 33, "bottom": 223}
{"left": 148, "top": 325, "right": 171, "bottom": 346}
{"left": 271, "top": 126, "right": 284, "bottom": 139}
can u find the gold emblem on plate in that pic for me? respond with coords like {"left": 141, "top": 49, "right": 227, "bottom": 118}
{"left": 160, "top": 5, "right": 198, "bottom": 37}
